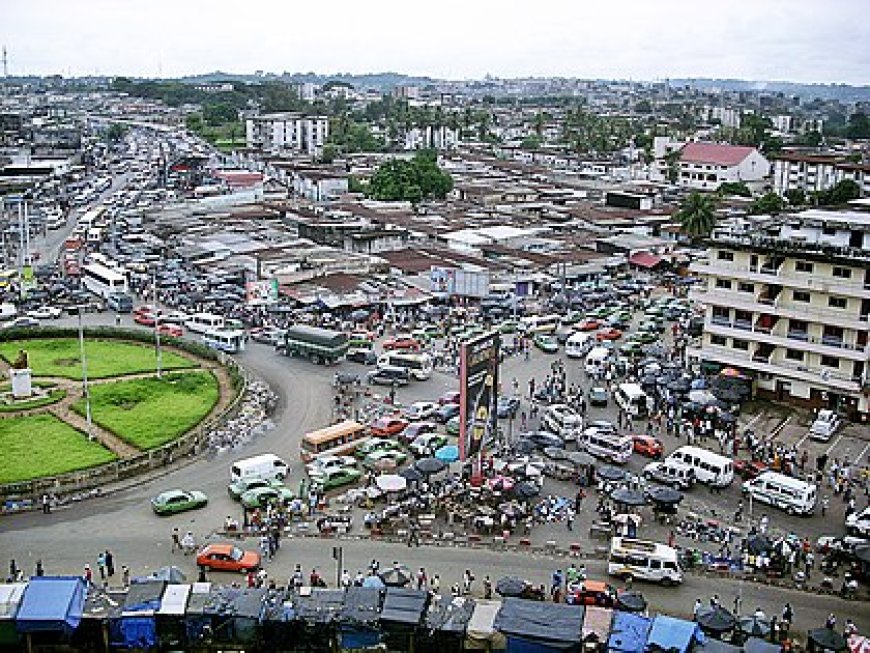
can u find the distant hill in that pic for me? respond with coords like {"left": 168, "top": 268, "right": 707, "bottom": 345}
{"left": 668, "top": 78, "right": 870, "bottom": 102}
{"left": 178, "top": 71, "right": 438, "bottom": 90}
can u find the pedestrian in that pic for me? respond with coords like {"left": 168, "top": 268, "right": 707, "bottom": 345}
{"left": 825, "top": 613, "right": 836, "bottom": 630}
{"left": 566, "top": 509, "right": 574, "bottom": 531}
{"left": 430, "top": 574, "right": 441, "bottom": 596}
{"left": 693, "top": 598, "right": 703, "bottom": 618}
{"left": 83, "top": 564, "right": 93, "bottom": 586}
{"left": 97, "top": 552, "right": 106, "bottom": 582}
{"left": 105, "top": 550, "right": 115, "bottom": 578}
{"left": 462, "top": 569, "right": 474, "bottom": 595}
{"left": 483, "top": 575, "right": 492, "bottom": 599}
{"left": 41, "top": 494, "right": 51, "bottom": 514}
{"left": 781, "top": 603, "right": 793, "bottom": 633}
{"left": 34, "top": 560, "right": 44, "bottom": 577}
{"left": 121, "top": 565, "right": 130, "bottom": 587}
{"left": 171, "top": 527, "right": 181, "bottom": 553}
{"left": 416, "top": 567, "right": 427, "bottom": 591}
{"left": 821, "top": 496, "right": 829, "bottom": 517}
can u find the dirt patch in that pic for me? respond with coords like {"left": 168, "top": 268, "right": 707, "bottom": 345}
{"left": 51, "top": 357, "right": 80, "bottom": 368}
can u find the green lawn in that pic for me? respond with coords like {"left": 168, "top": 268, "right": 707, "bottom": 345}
{"left": 0, "top": 389, "right": 67, "bottom": 412}
{"left": 0, "top": 414, "right": 117, "bottom": 483}
{"left": 0, "top": 339, "right": 197, "bottom": 380}
{"left": 74, "top": 372, "right": 220, "bottom": 450}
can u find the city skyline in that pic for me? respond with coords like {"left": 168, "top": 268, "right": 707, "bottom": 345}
{"left": 3, "top": 0, "right": 869, "bottom": 86}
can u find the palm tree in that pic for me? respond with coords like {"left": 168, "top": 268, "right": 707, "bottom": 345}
{"left": 677, "top": 191, "right": 717, "bottom": 240}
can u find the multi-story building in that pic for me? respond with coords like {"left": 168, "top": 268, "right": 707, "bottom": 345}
{"left": 675, "top": 142, "right": 770, "bottom": 191}
{"left": 245, "top": 113, "right": 329, "bottom": 156}
{"left": 771, "top": 152, "right": 870, "bottom": 197}
{"left": 688, "top": 209, "right": 870, "bottom": 421}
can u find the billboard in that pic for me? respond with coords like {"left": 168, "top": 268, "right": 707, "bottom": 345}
{"left": 430, "top": 266, "right": 490, "bottom": 298}
{"left": 458, "top": 331, "right": 500, "bottom": 462}
{"left": 430, "top": 266, "right": 456, "bottom": 295}
{"left": 245, "top": 279, "right": 279, "bottom": 305}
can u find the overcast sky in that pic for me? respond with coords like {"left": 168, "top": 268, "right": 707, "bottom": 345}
{"left": 4, "top": 0, "right": 868, "bottom": 84}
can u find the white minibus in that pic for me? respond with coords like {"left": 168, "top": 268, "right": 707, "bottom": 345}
{"left": 230, "top": 453, "right": 288, "bottom": 483}
{"left": 82, "top": 263, "right": 129, "bottom": 299}
{"left": 615, "top": 383, "right": 650, "bottom": 418}
{"left": 186, "top": 312, "right": 225, "bottom": 334}
{"left": 203, "top": 329, "right": 246, "bottom": 354}
{"left": 565, "top": 332, "right": 593, "bottom": 359}
{"left": 667, "top": 446, "right": 734, "bottom": 488}
{"left": 579, "top": 431, "right": 633, "bottom": 464}
{"left": 519, "top": 314, "right": 561, "bottom": 334}
{"left": 584, "top": 346, "right": 611, "bottom": 375}
{"left": 377, "top": 352, "right": 433, "bottom": 381}
{"left": 742, "top": 471, "right": 816, "bottom": 516}
{"left": 608, "top": 537, "right": 683, "bottom": 586}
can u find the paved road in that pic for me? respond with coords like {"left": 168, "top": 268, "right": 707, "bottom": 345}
{"left": 1, "top": 313, "right": 868, "bottom": 634}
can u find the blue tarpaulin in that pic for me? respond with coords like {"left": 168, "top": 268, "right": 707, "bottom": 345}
{"left": 646, "top": 615, "right": 704, "bottom": 653}
{"left": 114, "top": 581, "right": 165, "bottom": 649}
{"left": 496, "top": 598, "right": 584, "bottom": 645}
{"left": 608, "top": 612, "right": 652, "bottom": 653}
{"left": 15, "top": 577, "right": 86, "bottom": 635}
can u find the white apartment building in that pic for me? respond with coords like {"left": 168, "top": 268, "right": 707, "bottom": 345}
{"left": 771, "top": 153, "right": 870, "bottom": 197}
{"left": 404, "top": 125, "right": 458, "bottom": 151}
{"left": 245, "top": 113, "right": 329, "bottom": 156}
{"left": 676, "top": 142, "right": 770, "bottom": 191}
{"left": 688, "top": 209, "right": 870, "bottom": 421}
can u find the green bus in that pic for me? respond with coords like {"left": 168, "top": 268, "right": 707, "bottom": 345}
{"left": 283, "top": 325, "right": 348, "bottom": 364}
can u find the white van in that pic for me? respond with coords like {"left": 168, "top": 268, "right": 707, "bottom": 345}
{"left": 579, "top": 431, "right": 633, "bottom": 464}
{"left": 584, "top": 346, "right": 611, "bottom": 375}
{"left": 643, "top": 459, "right": 696, "bottom": 490}
{"left": 608, "top": 537, "right": 683, "bottom": 586}
{"left": 519, "top": 314, "right": 560, "bottom": 334}
{"left": 615, "top": 383, "right": 650, "bottom": 418}
{"left": 542, "top": 404, "right": 583, "bottom": 441}
{"left": 667, "top": 446, "right": 734, "bottom": 488}
{"left": 742, "top": 471, "right": 816, "bottom": 516}
{"left": 565, "top": 332, "right": 594, "bottom": 359}
{"left": 186, "top": 312, "right": 225, "bottom": 334}
{"left": 230, "top": 453, "right": 289, "bottom": 483}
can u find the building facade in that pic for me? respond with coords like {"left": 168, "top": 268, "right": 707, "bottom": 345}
{"left": 771, "top": 153, "right": 870, "bottom": 197}
{"left": 245, "top": 113, "right": 329, "bottom": 156}
{"left": 688, "top": 210, "right": 870, "bottom": 421}
{"left": 675, "top": 142, "right": 770, "bottom": 191}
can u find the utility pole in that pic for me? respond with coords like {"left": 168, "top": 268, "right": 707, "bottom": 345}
{"left": 152, "top": 268, "right": 163, "bottom": 378}
{"left": 332, "top": 546, "right": 343, "bottom": 587}
{"left": 78, "top": 307, "right": 93, "bottom": 439}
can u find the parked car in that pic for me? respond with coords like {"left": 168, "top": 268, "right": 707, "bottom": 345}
{"left": 196, "top": 544, "right": 260, "bottom": 573}
{"left": 26, "top": 306, "right": 63, "bottom": 320}
{"left": 409, "top": 433, "right": 448, "bottom": 457}
{"left": 596, "top": 328, "right": 623, "bottom": 341}
{"left": 305, "top": 455, "right": 357, "bottom": 477}
{"left": 631, "top": 435, "right": 664, "bottom": 459}
{"left": 435, "top": 403, "right": 460, "bottom": 423}
{"left": 588, "top": 387, "right": 609, "bottom": 406}
{"left": 446, "top": 416, "right": 461, "bottom": 436}
{"left": 239, "top": 486, "right": 295, "bottom": 509}
{"left": 150, "top": 489, "right": 208, "bottom": 516}
{"left": 3, "top": 317, "right": 39, "bottom": 329}
{"left": 362, "top": 449, "right": 408, "bottom": 471}
{"left": 438, "top": 391, "right": 461, "bottom": 405}
{"left": 382, "top": 334, "right": 421, "bottom": 351}
{"left": 346, "top": 349, "right": 377, "bottom": 365}
{"left": 157, "top": 323, "right": 183, "bottom": 337}
{"left": 497, "top": 396, "right": 521, "bottom": 419}
{"left": 308, "top": 467, "right": 363, "bottom": 491}
{"left": 533, "top": 334, "right": 559, "bottom": 353}
{"left": 355, "top": 438, "right": 402, "bottom": 458}
{"left": 521, "top": 430, "right": 565, "bottom": 450}
{"left": 399, "top": 421, "right": 438, "bottom": 444}
{"left": 227, "top": 477, "right": 286, "bottom": 500}
{"left": 369, "top": 416, "right": 409, "bottom": 438}
{"left": 405, "top": 401, "right": 439, "bottom": 421}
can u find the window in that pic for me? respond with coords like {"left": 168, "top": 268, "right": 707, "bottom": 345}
{"left": 822, "top": 225, "right": 837, "bottom": 236}
{"left": 828, "top": 296, "right": 847, "bottom": 309}
{"left": 732, "top": 339, "right": 749, "bottom": 351}
{"left": 832, "top": 266, "right": 852, "bottom": 279}
{"left": 716, "top": 278, "right": 733, "bottom": 289}
{"left": 717, "top": 250, "right": 734, "bottom": 261}
{"left": 711, "top": 335, "right": 727, "bottom": 346}
{"left": 793, "top": 290, "right": 810, "bottom": 303}
{"left": 795, "top": 261, "right": 814, "bottom": 273}
{"left": 738, "top": 282, "right": 755, "bottom": 293}
{"left": 785, "top": 349, "right": 804, "bottom": 361}
{"left": 820, "top": 355, "right": 840, "bottom": 368}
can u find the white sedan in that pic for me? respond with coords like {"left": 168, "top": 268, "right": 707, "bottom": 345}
{"left": 305, "top": 455, "right": 357, "bottom": 477}
{"left": 405, "top": 401, "right": 440, "bottom": 421}
{"left": 27, "top": 306, "right": 62, "bottom": 320}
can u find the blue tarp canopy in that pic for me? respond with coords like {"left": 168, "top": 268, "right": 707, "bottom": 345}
{"left": 646, "top": 615, "right": 704, "bottom": 653}
{"left": 15, "top": 577, "right": 86, "bottom": 635}
{"left": 495, "top": 598, "right": 584, "bottom": 644}
{"left": 339, "top": 587, "right": 384, "bottom": 651}
{"left": 113, "top": 581, "right": 166, "bottom": 649}
{"left": 608, "top": 612, "right": 652, "bottom": 653}
{"left": 380, "top": 588, "right": 429, "bottom": 626}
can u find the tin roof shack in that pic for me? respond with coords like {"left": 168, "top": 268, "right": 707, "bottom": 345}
{"left": 422, "top": 595, "right": 476, "bottom": 653}
{"left": 379, "top": 588, "right": 430, "bottom": 652}
{"left": 261, "top": 590, "right": 301, "bottom": 651}
{"left": 70, "top": 586, "right": 125, "bottom": 651}
{"left": 295, "top": 588, "right": 347, "bottom": 652}
{"left": 338, "top": 587, "right": 384, "bottom": 650}
{"left": 156, "top": 583, "right": 191, "bottom": 650}
{"left": 0, "top": 583, "right": 27, "bottom": 648}
{"left": 111, "top": 580, "right": 165, "bottom": 649}
{"left": 495, "top": 597, "right": 585, "bottom": 653}
{"left": 15, "top": 577, "right": 87, "bottom": 648}
{"left": 465, "top": 599, "right": 505, "bottom": 651}
{"left": 183, "top": 582, "right": 213, "bottom": 645}
{"left": 201, "top": 587, "right": 267, "bottom": 648}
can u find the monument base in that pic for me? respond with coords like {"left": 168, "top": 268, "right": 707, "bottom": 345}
{"left": 10, "top": 368, "right": 32, "bottom": 399}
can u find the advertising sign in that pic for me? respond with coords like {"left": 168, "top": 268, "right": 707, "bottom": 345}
{"left": 430, "top": 266, "right": 456, "bottom": 295}
{"left": 430, "top": 266, "right": 490, "bottom": 298}
{"left": 458, "top": 331, "right": 500, "bottom": 461}
{"left": 245, "top": 279, "right": 279, "bottom": 305}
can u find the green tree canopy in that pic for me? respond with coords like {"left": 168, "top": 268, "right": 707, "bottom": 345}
{"left": 784, "top": 188, "right": 806, "bottom": 206}
{"left": 814, "top": 179, "right": 861, "bottom": 205}
{"left": 677, "top": 191, "right": 717, "bottom": 239}
{"left": 750, "top": 192, "right": 785, "bottom": 215}
{"left": 717, "top": 182, "right": 752, "bottom": 198}
{"left": 367, "top": 151, "right": 453, "bottom": 204}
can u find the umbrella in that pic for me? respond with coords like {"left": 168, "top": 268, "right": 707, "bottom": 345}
{"left": 362, "top": 575, "right": 385, "bottom": 589}
{"left": 610, "top": 487, "right": 647, "bottom": 507}
{"left": 616, "top": 591, "right": 647, "bottom": 613}
{"left": 378, "top": 566, "right": 412, "bottom": 587}
{"left": 488, "top": 476, "right": 515, "bottom": 492}
{"left": 697, "top": 607, "right": 737, "bottom": 634}
{"left": 747, "top": 535, "right": 771, "bottom": 556}
{"left": 543, "top": 446, "right": 568, "bottom": 461}
{"left": 434, "top": 444, "right": 459, "bottom": 463}
{"left": 567, "top": 451, "right": 595, "bottom": 467}
{"left": 375, "top": 474, "right": 407, "bottom": 493}
{"left": 513, "top": 439, "right": 537, "bottom": 455}
{"left": 807, "top": 629, "right": 847, "bottom": 652}
{"left": 646, "top": 486, "right": 684, "bottom": 505}
{"left": 415, "top": 457, "right": 446, "bottom": 475}
{"left": 513, "top": 482, "right": 540, "bottom": 500}
{"left": 495, "top": 576, "right": 528, "bottom": 597}
{"left": 737, "top": 616, "right": 771, "bottom": 638}
{"left": 399, "top": 467, "right": 424, "bottom": 483}
{"left": 689, "top": 389, "right": 718, "bottom": 405}
{"left": 597, "top": 466, "right": 627, "bottom": 482}
{"left": 136, "top": 566, "right": 186, "bottom": 584}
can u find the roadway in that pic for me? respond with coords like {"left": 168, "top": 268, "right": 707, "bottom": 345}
{"left": 1, "top": 313, "right": 868, "bottom": 633}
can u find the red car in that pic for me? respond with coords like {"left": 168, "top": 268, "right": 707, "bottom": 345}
{"left": 733, "top": 459, "right": 768, "bottom": 480}
{"left": 134, "top": 312, "right": 157, "bottom": 326}
{"left": 196, "top": 543, "right": 260, "bottom": 573}
{"left": 632, "top": 435, "right": 664, "bottom": 459}
{"left": 438, "top": 391, "right": 460, "bottom": 405}
{"left": 382, "top": 335, "right": 421, "bottom": 351}
{"left": 369, "top": 416, "right": 409, "bottom": 437}
{"left": 157, "top": 323, "right": 183, "bottom": 337}
{"left": 596, "top": 327, "right": 623, "bottom": 341}
{"left": 577, "top": 319, "right": 601, "bottom": 332}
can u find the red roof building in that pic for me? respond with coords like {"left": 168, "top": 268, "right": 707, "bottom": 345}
{"left": 676, "top": 141, "right": 769, "bottom": 191}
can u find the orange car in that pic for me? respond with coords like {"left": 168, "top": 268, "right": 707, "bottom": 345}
{"left": 596, "top": 328, "right": 623, "bottom": 341}
{"left": 196, "top": 543, "right": 260, "bottom": 573}
{"left": 577, "top": 319, "right": 602, "bottom": 332}
{"left": 369, "top": 416, "right": 409, "bottom": 437}
{"left": 632, "top": 434, "right": 664, "bottom": 459}
{"left": 565, "top": 580, "right": 617, "bottom": 607}
{"left": 157, "top": 323, "right": 183, "bottom": 337}
{"left": 382, "top": 335, "right": 421, "bottom": 351}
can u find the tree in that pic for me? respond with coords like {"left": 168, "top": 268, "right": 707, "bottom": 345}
{"left": 845, "top": 111, "right": 870, "bottom": 139}
{"left": 677, "top": 191, "right": 717, "bottom": 239}
{"left": 750, "top": 192, "right": 785, "bottom": 215}
{"left": 784, "top": 188, "right": 806, "bottom": 206}
{"left": 717, "top": 182, "right": 752, "bottom": 198}
{"left": 106, "top": 123, "right": 128, "bottom": 143}
{"left": 202, "top": 102, "right": 238, "bottom": 126}
{"left": 820, "top": 179, "right": 861, "bottom": 205}
{"left": 366, "top": 151, "right": 453, "bottom": 204}
{"left": 635, "top": 100, "right": 652, "bottom": 114}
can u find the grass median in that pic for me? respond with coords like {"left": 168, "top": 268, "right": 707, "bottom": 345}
{"left": 0, "top": 338, "right": 197, "bottom": 380}
{"left": 0, "top": 414, "right": 117, "bottom": 483}
{"left": 73, "top": 371, "right": 220, "bottom": 450}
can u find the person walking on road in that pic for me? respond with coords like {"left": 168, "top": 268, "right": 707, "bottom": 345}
{"left": 171, "top": 528, "right": 181, "bottom": 553}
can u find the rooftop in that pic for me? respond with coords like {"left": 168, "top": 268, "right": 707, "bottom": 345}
{"left": 679, "top": 142, "right": 757, "bottom": 166}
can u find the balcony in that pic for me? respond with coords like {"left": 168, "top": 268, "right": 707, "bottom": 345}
{"left": 705, "top": 322, "right": 869, "bottom": 361}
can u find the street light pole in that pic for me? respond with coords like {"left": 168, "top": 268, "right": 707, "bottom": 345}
{"left": 78, "top": 307, "right": 93, "bottom": 438}
{"left": 153, "top": 268, "right": 162, "bottom": 379}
